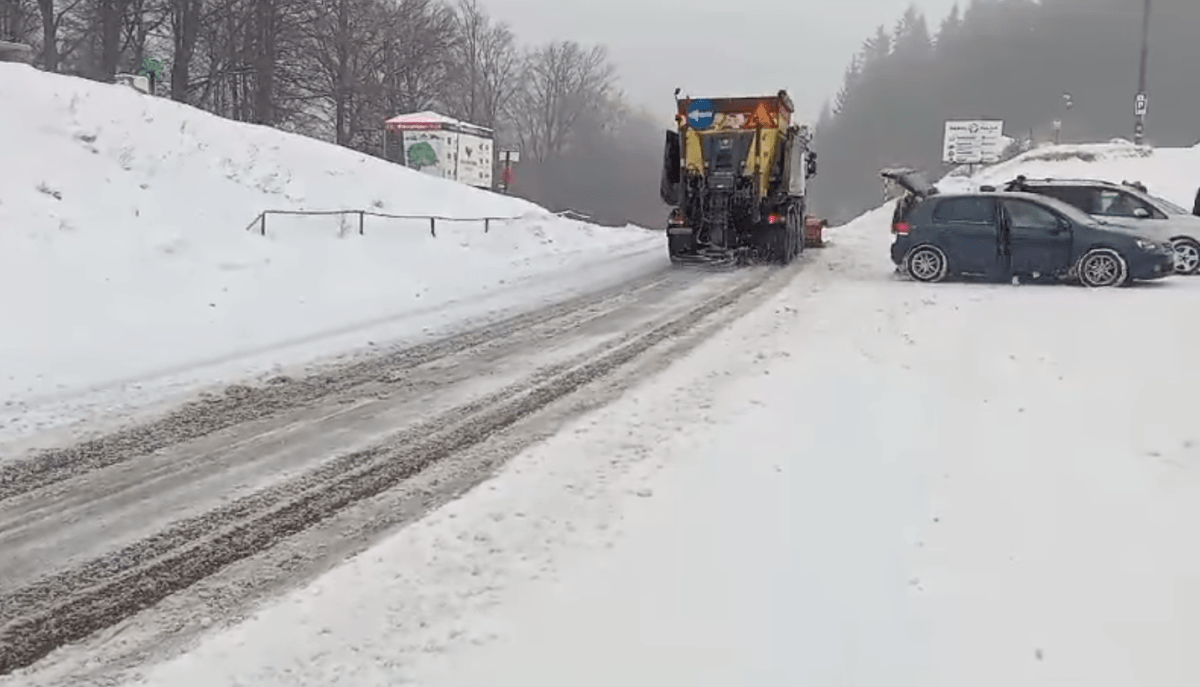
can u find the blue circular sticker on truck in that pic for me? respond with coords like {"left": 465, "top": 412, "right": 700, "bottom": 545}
{"left": 686, "top": 99, "right": 715, "bottom": 129}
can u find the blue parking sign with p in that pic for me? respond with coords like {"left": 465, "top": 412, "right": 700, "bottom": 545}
{"left": 687, "top": 99, "right": 715, "bottom": 129}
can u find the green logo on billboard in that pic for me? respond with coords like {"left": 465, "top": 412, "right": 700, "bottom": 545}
{"left": 406, "top": 141, "right": 438, "bottom": 170}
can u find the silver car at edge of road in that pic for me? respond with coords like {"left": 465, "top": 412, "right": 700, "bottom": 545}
{"left": 1000, "top": 176, "right": 1200, "bottom": 275}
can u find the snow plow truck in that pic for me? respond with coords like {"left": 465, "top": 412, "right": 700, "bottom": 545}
{"left": 660, "top": 88, "right": 818, "bottom": 266}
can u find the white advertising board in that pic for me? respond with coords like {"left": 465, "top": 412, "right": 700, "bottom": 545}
{"left": 402, "top": 130, "right": 453, "bottom": 180}
{"left": 455, "top": 132, "right": 493, "bottom": 189}
{"left": 942, "top": 120, "right": 1005, "bottom": 165}
{"left": 402, "top": 129, "right": 493, "bottom": 188}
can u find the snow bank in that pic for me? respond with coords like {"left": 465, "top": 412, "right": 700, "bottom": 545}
{"left": 0, "top": 63, "right": 662, "bottom": 445}
{"left": 936, "top": 141, "right": 1200, "bottom": 207}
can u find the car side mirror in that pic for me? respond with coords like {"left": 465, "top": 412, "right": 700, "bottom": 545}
{"left": 1133, "top": 207, "right": 1150, "bottom": 218}
{"left": 1055, "top": 218, "right": 1071, "bottom": 233}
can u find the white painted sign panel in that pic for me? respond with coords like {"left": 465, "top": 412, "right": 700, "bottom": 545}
{"left": 455, "top": 131, "right": 493, "bottom": 189}
{"left": 402, "top": 130, "right": 453, "bottom": 180}
{"left": 942, "top": 120, "right": 1005, "bottom": 165}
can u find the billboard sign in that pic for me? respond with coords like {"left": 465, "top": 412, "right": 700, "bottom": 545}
{"left": 942, "top": 120, "right": 1005, "bottom": 165}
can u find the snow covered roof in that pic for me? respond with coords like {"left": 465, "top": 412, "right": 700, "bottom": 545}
{"left": 384, "top": 110, "right": 493, "bottom": 137}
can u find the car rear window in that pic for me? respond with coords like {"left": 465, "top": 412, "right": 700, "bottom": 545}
{"left": 931, "top": 197, "right": 993, "bottom": 224}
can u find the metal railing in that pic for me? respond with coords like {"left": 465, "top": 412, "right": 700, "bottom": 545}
{"left": 242, "top": 209, "right": 527, "bottom": 237}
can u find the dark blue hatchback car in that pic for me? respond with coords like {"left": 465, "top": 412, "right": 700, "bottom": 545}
{"left": 882, "top": 170, "right": 1176, "bottom": 287}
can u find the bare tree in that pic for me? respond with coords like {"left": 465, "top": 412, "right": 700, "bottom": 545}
{"left": 167, "top": 0, "right": 201, "bottom": 100}
{"left": 0, "top": 0, "right": 39, "bottom": 43}
{"left": 96, "top": 0, "right": 134, "bottom": 78}
{"left": 444, "top": 0, "right": 482, "bottom": 122}
{"left": 31, "top": 0, "right": 86, "bottom": 72}
{"left": 178, "top": 0, "right": 308, "bottom": 125}
{"left": 376, "top": 0, "right": 455, "bottom": 116}
{"left": 444, "top": 0, "right": 518, "bottom": 128}
{"left": 120, "top": 0, "right": 169, "bottom": 79}
{"left": 475, "top": 23, "right": 519, "bottom": 128}
{"left": 249, "top": 0, "right": 276, "bottom": 123}
{"left": 511, "top": 40, "right": 615, "bottom": 162}
{"left": 299, "top": 0, "right": 388, "bottom": 145}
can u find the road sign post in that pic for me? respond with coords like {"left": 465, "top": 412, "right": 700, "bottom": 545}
{"left": 498, "top": 149, "right": 519, "bottom": 194}
{"left": 942, "top": 120, "right": 1005, "bottom": 166}
{"left": 1135, "top": 0, "right": 1151, "bottom": 144}
{"left": 1133, "top": 93, "right": 1148, "bottom": 145}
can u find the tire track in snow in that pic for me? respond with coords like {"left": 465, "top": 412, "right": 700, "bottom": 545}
{"left": 0, "top": 264, "right": 677, "bottom": 502}
{"left": 0, "top": 266, "right": 716, "bottom": 600}
{"left": 0, "top": 261, "right": 786, "bottom": 676}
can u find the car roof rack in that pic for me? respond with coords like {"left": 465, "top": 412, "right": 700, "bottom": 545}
{"left": 1009, "top": 176, "right": 1125, "bottom": 187}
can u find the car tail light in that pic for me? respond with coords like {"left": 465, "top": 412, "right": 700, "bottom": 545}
{"left": 768, "top": 214, "right": 781, "bottom": 223}
{"left": 892, "top": 221, "right": 911, "bottom": 235}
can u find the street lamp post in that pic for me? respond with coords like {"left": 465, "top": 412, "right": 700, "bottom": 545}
{"left": 1055, "top": 92, "right": 1072, "bottom": 145}
{"left": 1135, "top": 0, "right": 1151, "bottom": 144}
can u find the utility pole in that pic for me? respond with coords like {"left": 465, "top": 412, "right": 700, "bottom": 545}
{"left": 1134, "top": 0, "right": 1151, "bottom": 144}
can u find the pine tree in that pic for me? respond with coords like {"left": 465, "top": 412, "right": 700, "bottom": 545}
{"left": 832, "top": 55, "right": 862, "bottom": 116}
{"left": 858, "top": 25, "right": 892, "bottom": 86}
{"left": 893, "top": 5, "right": 932, "bottom": 63}
{"left": 936, "top": 3, "right": 962, "bottom": 52}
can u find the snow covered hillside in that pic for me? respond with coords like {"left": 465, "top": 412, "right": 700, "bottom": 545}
{"left": 102, "top": 148, "right": 1200, "bottom": 687}
{"left": 0, "top": 63, "right": 662, "bottom": 448}
{"left": 939, "top": 140, "right": 1200, "bottom": 205}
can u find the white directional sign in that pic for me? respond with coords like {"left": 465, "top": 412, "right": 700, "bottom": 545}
{"left": 1135, "top": 92, "right": 1147, "bottom": 117}
{"left": 942, "top": 120, "right": 1005, "bottom": 165}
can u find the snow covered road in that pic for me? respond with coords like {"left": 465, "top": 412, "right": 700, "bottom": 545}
{"left": 72, "top": 202, "right": 1200, "bottom": 687}
{"left": 0, "top": 256, "right": 800, "bottom": 679}
{"left": 7, "top": 74, "right": 1200, "bottom": 686}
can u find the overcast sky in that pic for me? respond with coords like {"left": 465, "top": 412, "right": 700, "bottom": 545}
{"left": 480, "top": 0, "right": 962, "bottom": 125}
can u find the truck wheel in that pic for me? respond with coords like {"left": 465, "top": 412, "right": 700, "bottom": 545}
{"left": 789, "top": 206, "right": 804, "bottom": 258}
{"left": 776, "top": 226, "right": 792, "bottom": 265}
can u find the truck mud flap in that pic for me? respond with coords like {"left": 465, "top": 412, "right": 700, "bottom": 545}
{"left": 670, "top": 247, "right": 758, "bottom": 270}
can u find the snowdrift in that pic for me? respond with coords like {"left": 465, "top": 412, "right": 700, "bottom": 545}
{"left": 0, "top": 63, "right": 662, "bottom": 444}
{"left": 936, "top": 141, "right": 1200, "bottom": 207}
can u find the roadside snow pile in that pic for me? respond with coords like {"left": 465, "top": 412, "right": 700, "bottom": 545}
{"left": 0, "top": 62, "right": 661, "bottom": 444}
{"left": 936, "top": 141, "right": 1200, "bottom": 207}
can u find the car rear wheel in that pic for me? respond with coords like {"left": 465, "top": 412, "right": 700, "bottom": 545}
{"left": 1171, "top": 237, "right": 1200, "bottom": 275}
{"left": 1077, "top": 248, "right": 1128, "bottom": 288}
{"left": 904, "top": 245, "right": 949, "bottom": 283}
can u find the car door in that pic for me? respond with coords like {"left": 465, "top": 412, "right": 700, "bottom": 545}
{"left": 1001, "top": 198, "right": 1073, "bottom": 276}
{"left": 929, "top": 196, "right": 1002, "bottom": 276}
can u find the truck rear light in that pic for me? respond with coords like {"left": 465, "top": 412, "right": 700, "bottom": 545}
{"left": 668, "top": 212, "right": 687, "bottom": 226}
{"left": 892, "top": 221, "right": 911, "bottom": 235}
